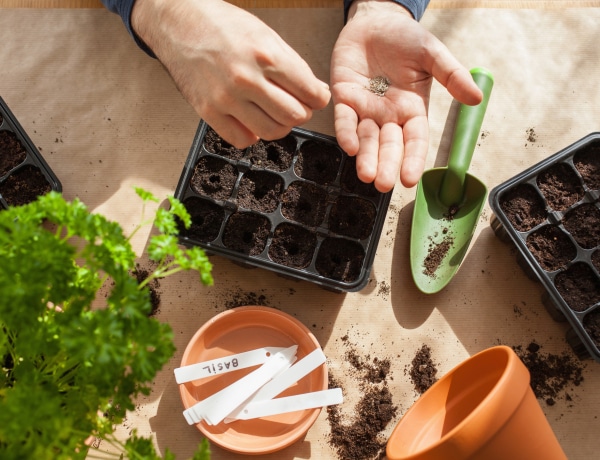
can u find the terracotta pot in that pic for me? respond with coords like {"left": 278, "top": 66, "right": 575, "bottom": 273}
{"left": 386, "top": 345, "right": 567, "bottom": 460}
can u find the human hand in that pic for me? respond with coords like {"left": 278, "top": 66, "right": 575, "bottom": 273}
{"left": 331, "top": 0, "right": 483, "bottom": 192}
{"left": 132, "top": 0, "right": 331, "bottom": 148}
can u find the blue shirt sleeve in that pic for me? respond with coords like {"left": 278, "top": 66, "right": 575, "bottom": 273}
{"left": 343, "top": 0, "right": 430, "bottom": 22}
{"left": 101, "top": 0, "right": 155, "bottom": 57}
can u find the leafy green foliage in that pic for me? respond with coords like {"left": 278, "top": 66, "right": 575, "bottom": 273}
{"left": 0, "top": 190, "right": 212, "bottom": 459}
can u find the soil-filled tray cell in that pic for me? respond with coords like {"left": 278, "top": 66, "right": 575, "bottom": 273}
{"left": 489, "top": 132, "right": 600, "bottom": 362}
{"left": 174, "top": 120, "right": 393, "bottom": 292}
{"left": 281, "top": 181, "right": 327, "bottom": 227}
{"left": 583, "top": 308, "right": 600, "bottom": 350}
{"left": 222, "top": 212, "right": 270, "bottom": 256}
{"left": 526, "top": 225, "right": 576, "bottom": 272}
{"left": 0, "top": 97, "right": 62, "bottom": 210}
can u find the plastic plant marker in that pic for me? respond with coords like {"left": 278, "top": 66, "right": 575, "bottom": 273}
{"left": 227, "top": 388, "right": 343, "bottom": 421}
{"left": 174, "top": 346, "right": 288, "bottom": 384}
{"left": 183, "top": 345, "right": 297, "bottom": 425}
{"left": 410, "top": 67, "right": 494, "bottom": 294}
{"left": 224, "top": 347, "right": 326, "bottom": 423}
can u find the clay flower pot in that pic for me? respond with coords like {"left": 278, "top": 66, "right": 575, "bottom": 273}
{"left": 386, "top": 346, "right": 567, "bottom": 460}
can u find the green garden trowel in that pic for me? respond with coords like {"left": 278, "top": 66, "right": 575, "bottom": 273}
{"left": 410, "top": 67, "right": 494, "bottom": 294}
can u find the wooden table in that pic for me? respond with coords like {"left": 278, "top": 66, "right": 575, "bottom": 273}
{"left": 0, "top": 2, "right": 599, "bottom": 459}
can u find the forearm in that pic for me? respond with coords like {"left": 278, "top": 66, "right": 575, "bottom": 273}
{"left": 343, "top": 0, "right": 430, "bottom": 22}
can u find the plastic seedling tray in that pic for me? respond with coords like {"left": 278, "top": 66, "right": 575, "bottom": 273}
{"left": 0, "top": 96, "right": 62, "bottom": 209}
{"left": 174, "top": 121, "right": 393, "bottom": 292}
{"left": 489, "top": 132, "right": 600, "bottom": 362}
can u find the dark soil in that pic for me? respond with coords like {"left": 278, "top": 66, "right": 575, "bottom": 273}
{"left": 268, "top": 223, "right": 316, "bottom": 269}
{"left": 190, "top": 156, "right": 238, "bottom": 201}
{"left": 423, "top": 231, "right": 454, "bottom": 277}
{"left": 562, "top": 203, "right": 600, "bottom": 249}
{"left": 526, "top": 225, "right": 576, "bottom": 271}
{"left": 178, "top": 197, "right": 224, "bottom": 243}
{"left": 500, "top": 183, "right": 546, "bottom": 232}
{"left": 315, "top": 237, "right": 365, "bottom": 282}
{"left": 237, "top": 170, "right": 282, "bottom": 213}
{"left": 294, "top": 140, "right": 341, "bottom": 185}
{"left": 132, "top": 263, "right": 161, "bottom": 316}
{"left": 573, "top": 140, "right": 600, "bottom": 190}
{"left": 407, "top": 344, "right": 438, "bottom": 394}
{"left": 248, "top": 135, "right": 296, "bottom": 171}
{"left": 592, "top": 250, "right": 600, "bottom": 272}
{"left": 281, "top": 181, "right": 327, "bottom": 227}
{"left": 513, "top": 342, "right": 585, "bottom": 406}
{"left": 327, "top": 336, "right": 397, "bottom": 460}
{"left": 328, "top": 196, "right": 376, "bottom": 240}
{"left": 203, "top": 127, "right": 245, "bottom": 160}
{"left": 222, "top": 212, "right": 269, "bottom": 255}
{"left": 0, "top": 165, "right": 51, "bottom": 206}
{"left": 0, "top": 130, "right": 27, "bottom": 176}
{"left": 554, "top": 262, "right": 600, "bottom": 312}
{"left": 537, "top": 163, "right": 584, "bottom": 211}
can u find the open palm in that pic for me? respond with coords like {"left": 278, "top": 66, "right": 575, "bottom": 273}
{"left": 331, "top": 3, "right": 482, "bottom": 192}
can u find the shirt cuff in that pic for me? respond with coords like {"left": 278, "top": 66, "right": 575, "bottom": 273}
{"left": 343, "top": 0, "right": 430, "bottom": 23}
{"left": 101, "top": 0, "right": 156, "bottom": 58}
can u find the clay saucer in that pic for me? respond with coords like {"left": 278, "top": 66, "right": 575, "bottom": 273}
{"left": 178, "top": 305, "right": 327, "bottom": 455}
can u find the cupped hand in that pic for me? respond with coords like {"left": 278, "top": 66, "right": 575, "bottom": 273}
{"left": 132, "top": 0, "right": 331, "bottom": 148}
{"left": 331, "top": 0, "right": 483, "bottom": 192}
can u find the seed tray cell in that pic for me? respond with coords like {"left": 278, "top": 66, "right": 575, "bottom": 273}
{"left": 489, "top": 132, "right": 600, "bottom": 362}
{"left": 0, "top": 97, "right": 62, "bottom": 209}
{"left": 174, "top": 121, "right": 393, "bottom": 292}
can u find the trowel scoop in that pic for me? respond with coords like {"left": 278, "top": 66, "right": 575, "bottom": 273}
{"left": 410, "top": 67, "right": 494, "bottom": 294}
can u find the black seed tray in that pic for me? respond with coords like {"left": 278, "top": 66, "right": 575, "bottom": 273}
{"left": 0, "top": 96, "right": 62, "bottom": 209}
{"left": 489, "top": 132, "right": 600, "bottom": 362}
{"left": 174, "top": 120, "right": 393, "bottom": 292}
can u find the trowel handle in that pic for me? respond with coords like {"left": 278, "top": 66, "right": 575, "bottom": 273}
{"left": 440, "top": 67, "right": 494, "bottom": 207}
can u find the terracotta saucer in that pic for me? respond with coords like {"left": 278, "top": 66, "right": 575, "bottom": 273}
{"left": 178, "top": 305, "right": 327, "bottom": 455}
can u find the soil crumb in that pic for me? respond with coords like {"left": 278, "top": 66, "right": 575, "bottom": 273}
{"left": 223, "top": 289, "right": 269, "bottom": 309}
{"left": 368, "top": 76, "right": 390, "bottom": 97}
{"left": 327, "top": 335, "right": 397, "bottom": 460}
{"left": 423, "top": 234, "right": 454, "bottom": 277}
{"left": 132, "top": 262, "right": 161, "bottom": 316}
{"left": 526, "top": 127, "right": 537, "bottom": 143}
{"left": 513, "top": 342, "right": 585, "bottom": 406}
{"left": 407, "top": 344, "right": 438, "bottom": 394}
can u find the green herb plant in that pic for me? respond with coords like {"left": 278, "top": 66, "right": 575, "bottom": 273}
{"left": 0, "top": 189, "right": 212, "bottom": 459}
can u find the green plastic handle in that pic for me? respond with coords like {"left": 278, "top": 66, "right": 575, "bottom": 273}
{"left": 439, "top": 67, "right": 494, "bottom": 207}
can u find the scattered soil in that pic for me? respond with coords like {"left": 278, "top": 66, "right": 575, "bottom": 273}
{"left": 328, "top": 196, "right": 376, "bottom": 240}
{"left": 0, "top": 130, "right": 27, "bottom": 176}
{"left": 0, "top": 165, "right": 51, "bottom": 207}
{"left": 248, "top": 135, "right": 296, "bottom": 171}
{"left": 203, "top": 126, "right": 245, "bottom": 160}
{"left": 500, "top": 183, "right": 546, "bottom": 232}
{"left": 237, "top": 170, "right": 282, "bottom": 213}
{"left": 327, "top": 336, "right": 396, "bottom": 460}
{"left": 368, "top": 76, "right": 390, "bottom": 97}
{"left": 268, "top": 223, "right": 316, "bottom": 269}
{"left": 222, "top": 212, "right": 270, "bottom": 255}
{"left": 132, "top": 263, "right": 161, "bottom": 316}
{"left": 294, "top": 140, "right": 341, "bottom": 185}
{"left": 178, "top": 197, "right": 224, "bottom": 243}
{"left": 513, "top": 342, "right": 585, "bottom": 406}
{"left": 407, "top": 344, "right": 438, "bottom": 394}
{"left": 281, "top": 181, "right": 327, "bottom": 227}
{"left": 526, "top": 225, "right": 576, "bottom": 271}
{"left": 554, "top": 262, "right": 600, "bottom": 312}
{"left": 537, "top": 163, "right": 584, "bottom": 211}
{"left": 423, "top": 232, "right": 454, "bottom": 277}
{"left": 315, "top": 237, "right": 365, "bottom": 282}
{"left": 526, "top": 127, "right": 537, "bottom": 143}
{"left": 190, "top": 156, "right": 238, "bottom": 201}
{"left": 573, "top": 139, "right": 600, "bottom": 190}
